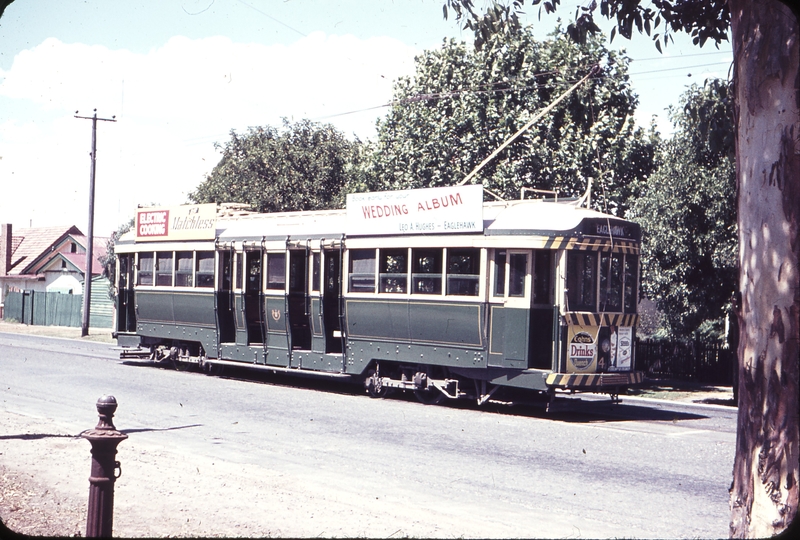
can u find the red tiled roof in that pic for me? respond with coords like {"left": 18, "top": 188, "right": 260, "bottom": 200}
{"left": 58, "top": 241, "right": 109, "bottom": 275}
{"left": 8, "top": 225, "right": 83, "bottom": 276}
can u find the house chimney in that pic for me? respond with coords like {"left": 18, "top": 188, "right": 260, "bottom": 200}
{"left": 0, "top": 224, "right": 11, "bottom": 276}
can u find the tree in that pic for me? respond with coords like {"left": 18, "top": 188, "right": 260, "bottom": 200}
{"left": 364, "top": 26, "right": 656, "bottom": 216}
{"left": 630, "top": 80, "right": 737, "bottom": 340}
{"left": 99, "top": 218, "right": 134, "bottom": 302}
{"left": 189, "top": 119, "right": 364, "bottom": 213}
{"left": 445, "top": 1, "right": 799, "bottom": 537}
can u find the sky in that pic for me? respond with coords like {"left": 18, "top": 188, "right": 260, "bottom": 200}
{"left": 0, "top": 0, "right": 733, "bottom": 237}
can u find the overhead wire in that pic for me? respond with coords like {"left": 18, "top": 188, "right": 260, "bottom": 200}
{"left": 314, "top": 56, "right": 732, "bottom": 121}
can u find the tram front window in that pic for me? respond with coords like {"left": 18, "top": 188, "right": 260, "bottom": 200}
{"left": 624, "top": 255, "right": 639, "bottom": 313}
{"left": 599, "top": 252, "right": 623, "bottom": 312}
{"left": 567, "top": 251, "right": 597, "bottom": 311}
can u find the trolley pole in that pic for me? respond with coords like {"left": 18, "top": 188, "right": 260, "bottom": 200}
{"left": 75, "top": 110, "right": 116, "bottom": 337}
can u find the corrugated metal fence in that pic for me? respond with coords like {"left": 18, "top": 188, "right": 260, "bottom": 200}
{"left": 636, "top": 338, "right": 735, "bottom": 386}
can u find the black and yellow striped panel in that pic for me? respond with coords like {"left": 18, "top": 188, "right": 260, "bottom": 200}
{"left": 543, "top": 236, "right": 640, "bottom": 254}
{"left": 566, "top": 312, "right": 639, "bottom": 327}
{"left": 546, "top": 371, "right": 645, "bottom": 389}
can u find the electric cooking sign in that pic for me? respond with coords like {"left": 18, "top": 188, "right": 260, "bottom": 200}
{"left": 136, "top": 203, "right": 217, "bottom": 242}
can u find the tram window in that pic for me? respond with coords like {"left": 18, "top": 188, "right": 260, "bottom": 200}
{"left": 312, "top": 253, "right": 321, "bottom": 293}
{"left": 412, "top": 248, "right": 442, "bottom": 295}
{"left": 156, "top": 252, "right": 174, "bottom": 286}
{"left": 246, "top": 252, "right": 261, "bottom": 293}
{"left": 508, "top": 253, "right": 527, "bottom": 297}
{"left": 196, "top": 252, "right": 214, "bottom": 288}
{"left": 624, "top": 254, "right": 639, "bottom": 313}
{"left": 599, "top": 252, "right": 624, "bottom": 312}
{"left": 379, "top": 248, "right": 408, "bottom": 293}
{"left": 349, "top": 249, "right": 376, "bottom": 293}
{"left": 493, "top": 251, "right": 506, "bottom": 297}
{"left": 533, "top": 250, "right": 552, "bottom": 304}
{"left": 567, "top": 251, "right": 598, "bottom": 311}
{"left": 266, "top": 253, "right": 286, "bottom": 291}
{"left": 175, "top": 251, "right": 193, "bottom": 287}
{"left": 137, "top": 252, "right": 154, "bottom": 286}
{"left": 234, "top": 252, "right": 243, "bottom": 290}
{"left": 447, "top": 248, "right": 480, "bottom": 296}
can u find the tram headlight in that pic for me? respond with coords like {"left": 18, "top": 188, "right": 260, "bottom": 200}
{"left": 600, "top": 338, "right": 611, "bottom": 353}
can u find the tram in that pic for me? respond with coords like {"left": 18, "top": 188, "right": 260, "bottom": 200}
{"left": 114, "top": 184, "right": 643, "bottom": 406}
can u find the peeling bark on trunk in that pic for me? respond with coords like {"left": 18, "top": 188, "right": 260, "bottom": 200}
{"left": 728, "top": 1, "right": 800, "bottom": 537}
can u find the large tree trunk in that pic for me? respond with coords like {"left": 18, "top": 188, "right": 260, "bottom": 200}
{"left": 728, "top": 0, "right": 800, "bottom": 537}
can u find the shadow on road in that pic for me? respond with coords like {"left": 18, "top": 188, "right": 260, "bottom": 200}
{"left": 118, "top": 359, "right": 714, "bottom": 423}
{"left": 0, "top": 433, "right": 78, "bottom": 441}
{"left": 120, "top": 424, "right": 203, "bottom": 435}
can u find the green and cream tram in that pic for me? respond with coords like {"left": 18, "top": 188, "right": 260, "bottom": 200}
{"left": 114, "top": 185, "right": 643, "bottom": 406}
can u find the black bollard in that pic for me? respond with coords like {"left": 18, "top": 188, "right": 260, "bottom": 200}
{"left": 82, "top": 395, "right": 128, "bottom": 538}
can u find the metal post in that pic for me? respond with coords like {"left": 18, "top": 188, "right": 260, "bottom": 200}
{"left": 82, "top": 395, "right": 127, "bottom": 538}
{"left": 75, "top": 110, "right": 116, "bottom": 337}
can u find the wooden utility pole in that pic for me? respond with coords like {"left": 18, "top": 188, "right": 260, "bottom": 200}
{"left": 75, "top": 109, "right": 116, "bottom": 337}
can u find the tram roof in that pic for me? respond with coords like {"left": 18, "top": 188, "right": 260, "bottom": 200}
{"left": 214, "top": 199, "right": 635, "bottom": 241}
{"left": 117, "top": 198, "right": 638, "bottom": 246}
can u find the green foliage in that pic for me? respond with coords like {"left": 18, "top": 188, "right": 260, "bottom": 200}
{"left": 444, "top": 1, "right": 731, "bottom": 52}
{"left": 628, "top": 80, "right": 736, "bottom": 339}
{"left": 100, "top": 218, "right": 134, "bottom": 301}
{"left": 189, "top": 119, "right": 364, "bottom": 213}
{"left": 363, "top": 26, "right": 656, "bottom": 216}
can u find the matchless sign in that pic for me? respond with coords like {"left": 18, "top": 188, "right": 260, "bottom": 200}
{"left": 135, "top": 203, "right": 217, "bottom": 242}
{"left": 345, "top": 184, "right": 484, "bottom": 236}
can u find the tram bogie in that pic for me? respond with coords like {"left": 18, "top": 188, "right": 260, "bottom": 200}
{"left": 113, "top": 186, "right": 644, "bottom": 407}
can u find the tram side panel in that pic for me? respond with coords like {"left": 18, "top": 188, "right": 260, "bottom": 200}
{"left": 344, "top": 297, "right": 487, "bottom": 375}
{"left": 135, "top": 289, "right": 218, "bottom": 356}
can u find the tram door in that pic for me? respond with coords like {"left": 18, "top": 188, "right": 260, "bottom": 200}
{"left": 242, "top": 250, "right": 264, "bottom": 345}
{"left": 216, "top": 250, "right": 236, "bottom": 344}
{"left": 287, "top": 250, "right": 312, "bottom": 350}
{"left": 528, "top": 250, "right": 555, "bottom": 369}
{"left": 488, "top": 250, "right": 530, "bottom": 369}
{"left": 310, "top": 250, "right": 343, "bottom": 354}
{"left": 116, "top": 253, "right": 137, "bottom": 333}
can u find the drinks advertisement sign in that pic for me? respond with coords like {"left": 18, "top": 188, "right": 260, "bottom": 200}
{"left": 135, "top": 203, "right": 217, "bottom": 242}
{"left": 346, "top": 184, "right": 484, "bottom": 236}
{"left": 568, "top": 328, "right": 597, "bottom": 371}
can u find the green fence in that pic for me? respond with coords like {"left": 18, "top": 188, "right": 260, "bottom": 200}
{"left": 2, "top": 287, "right": 113, "bottom": 329}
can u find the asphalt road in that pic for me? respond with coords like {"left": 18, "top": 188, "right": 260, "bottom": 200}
{"left": 1, "top": 332, "right": 737, "bottom": 538}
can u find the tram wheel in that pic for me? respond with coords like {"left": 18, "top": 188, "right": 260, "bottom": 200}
{"left": 413, "top": 387, "right": 445, "bottom": 405}
{"left": 365, "top": 370, "right": 391, "bottom": 399}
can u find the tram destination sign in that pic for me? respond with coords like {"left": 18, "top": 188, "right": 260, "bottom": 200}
{"left": 346, "top": 184, "right": 484, "bottom": 236}
{"left": 135, "top": 203, "right": 217, "bottom": 242}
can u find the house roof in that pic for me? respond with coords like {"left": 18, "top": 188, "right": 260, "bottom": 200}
{"left": 5, "top": 226, "right": 108, "bottom": 277}
{"left": 59, "top": 249, "right": 108, "bottom": 275}
{"left": 8, "top": 226, "right": 83, "bottom": 276}
{"left": 69, "top": 235, "right": 110, "bottom": 274}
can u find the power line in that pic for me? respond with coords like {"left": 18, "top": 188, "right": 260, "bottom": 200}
{"left": 233, "top": 0, "right": 307, "bottom": 38}
{"left": 629, "top": 50, "right": 732, "bottom": 63}
{"left": 629, "top": 60, "right": 731, "bottom": 76}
